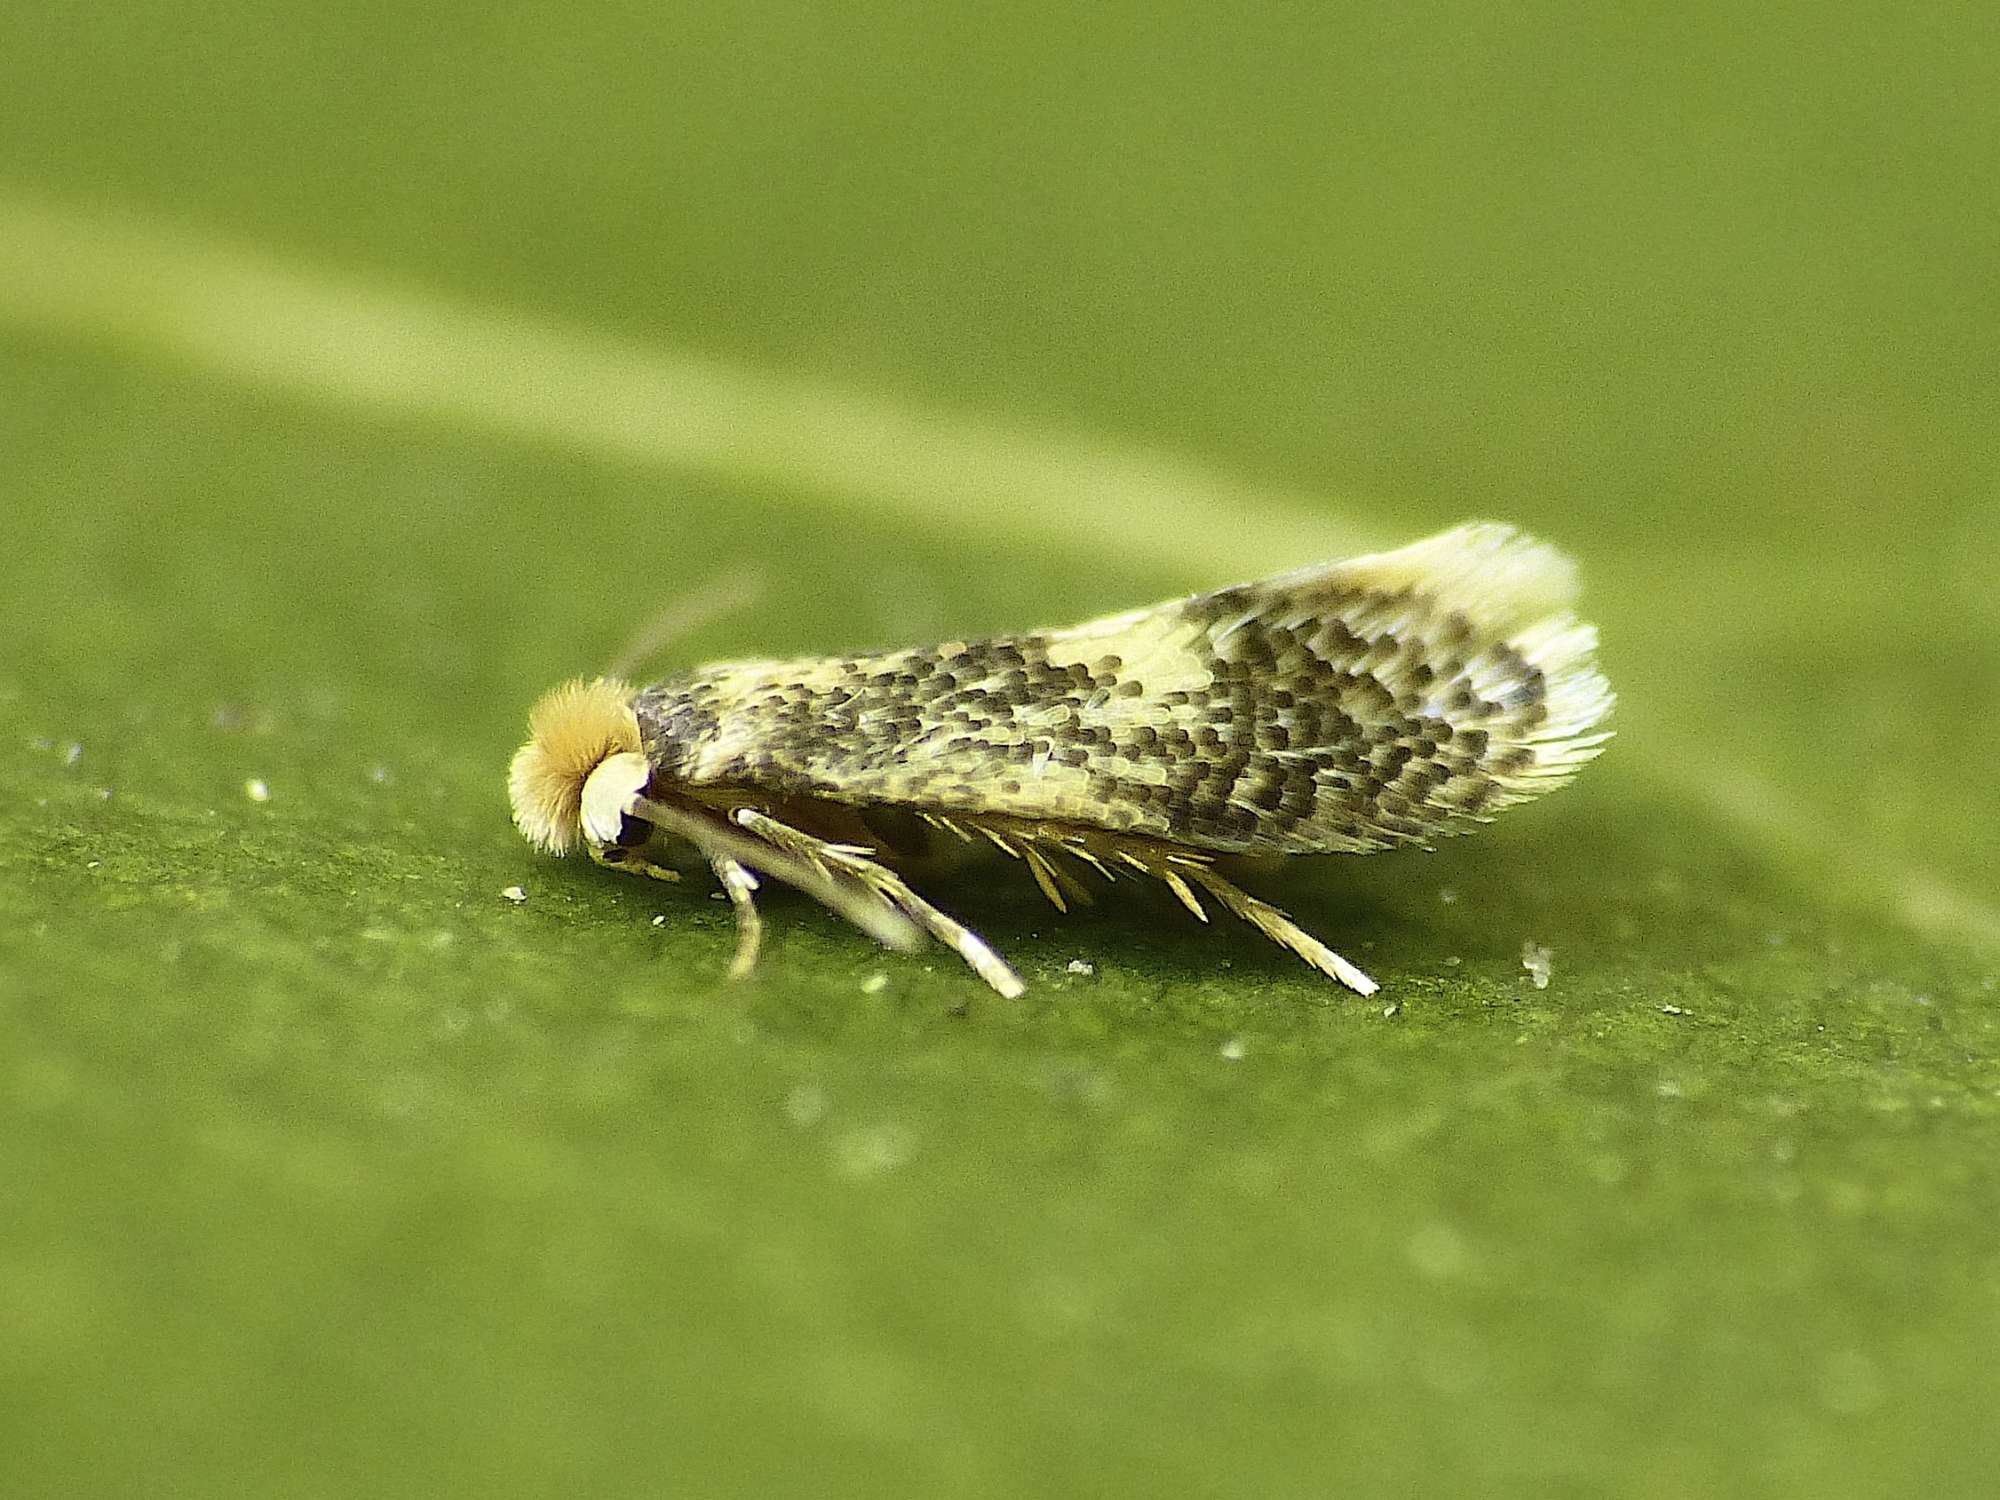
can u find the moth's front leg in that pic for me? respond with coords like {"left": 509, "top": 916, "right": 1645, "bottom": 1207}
{"left": 710, "top": 856, "right": 764, "bottom": 979}
{"left": 588, "top": 841, "right": 682, "bottom": 883}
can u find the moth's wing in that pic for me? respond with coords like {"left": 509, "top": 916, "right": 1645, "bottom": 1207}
{"left": 1130, "top": 521, "right": 1614, "bottom": 852}
{"left": 648, "top": 523, "right": 1613, "bottom": 855}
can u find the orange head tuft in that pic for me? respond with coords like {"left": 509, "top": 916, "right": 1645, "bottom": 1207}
{"left": 507, "top": 677, "right": 641, "bottom": 854}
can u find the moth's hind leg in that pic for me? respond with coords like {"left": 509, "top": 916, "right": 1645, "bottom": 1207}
{"left": 967, "top": 824, "right": 1095, "bottom": 913}
{"left": 732, "top": 808, "right": 1026, "bottom": 1000}
{"left": 1169, "top": 857, "right": 1379, "bottom": 997}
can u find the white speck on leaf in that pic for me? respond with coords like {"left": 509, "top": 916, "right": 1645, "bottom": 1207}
{"left": 1520, "top": 940, "right": 1553, "bottom": 989}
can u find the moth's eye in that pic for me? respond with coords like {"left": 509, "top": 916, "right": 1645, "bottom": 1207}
{"left": 614, "top": 814, "right": 652, "bottom": 849}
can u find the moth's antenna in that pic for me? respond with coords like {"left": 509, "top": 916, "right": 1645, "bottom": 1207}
{"left": 607, "top": 567, "right": 766, "bottom": 680}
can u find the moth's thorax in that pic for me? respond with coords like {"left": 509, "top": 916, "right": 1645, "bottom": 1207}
{"left": 632, "top": 656, "right": 916, "bottom": 791}
{"left": 629, "top": 671, "right": 728, "bottom": 783}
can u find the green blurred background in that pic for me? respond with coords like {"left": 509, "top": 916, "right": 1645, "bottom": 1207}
{"left": 3, "top": 2, "right": 1996, "bottom": 1494}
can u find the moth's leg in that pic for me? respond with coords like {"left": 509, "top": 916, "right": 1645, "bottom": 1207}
{"left": 1021, "top": 841, "right": 1095, "bottom": 911}
{"left": 966, "top": 823, "right": 1093, "bottom": 913}
{"left": 710, "top": 856, "right": 764, "bottom": 980}
{"left": 733, "top": 808, "right": 1027, "bottom": 1000}
{"left": 588, "top": 843, "right": 682, "bottom": 882}
{"left": 849, "top": 862, "right": 1027, "bottom": 1000}
{"left": 1117, "top": 850, "right": 1210, "bottom": 922}
{"left": 630, "top": 794, "right": 923, "bottom": 954}
{"left": 1178, "top": 861, "right": 1380, "bottom": 997}
{"left": 1058, "top": 839, "right": 1118, "bottom": 884}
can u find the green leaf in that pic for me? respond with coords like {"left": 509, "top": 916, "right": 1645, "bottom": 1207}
{"left": 3, "top": 5, "right": 1998, "bottom": 1493}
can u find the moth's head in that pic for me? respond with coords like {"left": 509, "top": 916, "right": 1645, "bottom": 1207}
{"left": 507, "top": 677, "right": 649, "bottom": 855}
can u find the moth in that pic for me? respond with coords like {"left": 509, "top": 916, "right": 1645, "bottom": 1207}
{"left": 508, "top": 522, "right": 1613, "bottom": 998}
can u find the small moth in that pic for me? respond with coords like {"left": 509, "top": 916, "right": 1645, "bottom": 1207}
{"left": 508, "top": 522, "right": 1613, "bottom": 998}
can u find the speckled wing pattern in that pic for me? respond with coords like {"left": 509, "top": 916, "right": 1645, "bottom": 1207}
{"left": 630, "top": 524, "right": 1613, "bottom": 855}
